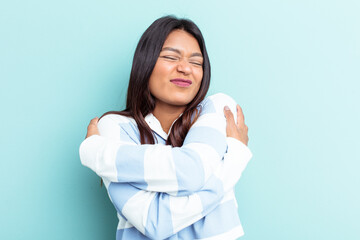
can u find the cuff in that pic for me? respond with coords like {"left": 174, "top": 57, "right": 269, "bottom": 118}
{"left": 226, "top": 137, "right": 253, "bottom": 160}
{"left": 226, "top": 137, "right": 253, "bottom": 165}
{"left": 79, "top": 135, "right": 103, "bottom": 172}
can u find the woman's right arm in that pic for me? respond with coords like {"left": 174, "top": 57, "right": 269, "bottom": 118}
{"left": 105, "top": 135, "right": 250, "bottom": 240}
{"left": 96, "top": 122, "right": 250, "bottom": 239}
{"left": 80, "top": 93, "right": 251, "bottom": 196}
{"left": 80, "top": 94, "right": 252, "bottom": 238}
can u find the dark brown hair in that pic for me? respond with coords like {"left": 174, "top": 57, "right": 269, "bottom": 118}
{"left": 102, "top": 15, "right": 211, "bottom": 147}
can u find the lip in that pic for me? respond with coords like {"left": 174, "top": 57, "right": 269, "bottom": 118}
{"left": 170, "top": 78, "right": 192, "bottom": 87}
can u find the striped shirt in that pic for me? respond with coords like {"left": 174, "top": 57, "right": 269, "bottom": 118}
{"left": 80, "top": 93, "right": 252, "bottom": 239}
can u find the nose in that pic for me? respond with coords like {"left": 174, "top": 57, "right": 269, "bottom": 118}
{"left": 176, "top": 59, "right": 192, "bottom": 75}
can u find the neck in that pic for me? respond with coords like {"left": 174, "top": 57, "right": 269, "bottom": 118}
{"left": 152, "top": 101, "right": 186, "bottom": 134}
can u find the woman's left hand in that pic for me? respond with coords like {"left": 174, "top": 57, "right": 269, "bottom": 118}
{"left": 223, "top": 105, "right": 249, "bottom": 146}
{"left": 85, "top": 117, "right": 100, "bottom": 138}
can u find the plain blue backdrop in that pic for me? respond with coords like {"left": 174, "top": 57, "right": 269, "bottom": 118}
{"left": 1, "top": 0, "right": 359, "bottom": 239}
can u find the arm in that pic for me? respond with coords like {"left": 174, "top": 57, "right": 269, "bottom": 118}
{"left": 106, "top": 137, "right": 251, "bottom": 239}
{"left": 81, "top": 93, "right": 252, "bottom": 238}
{"left": 80, "top": 93, "right": 251, "bottom": 196}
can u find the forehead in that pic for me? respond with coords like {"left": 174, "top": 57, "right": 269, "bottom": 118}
{"left": 162, "top": 29, "right": 201, "bottom": 53}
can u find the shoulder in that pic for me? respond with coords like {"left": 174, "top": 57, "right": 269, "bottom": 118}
{"left": 98, "top": 114, "right": 135, "bottom": 134}
{"left": 207, "top": 93, "right": 236, "bottom": 105}
{"left": 99, "top": 114, "right": 133, "bottom": 125}
{"left": 200, "top": 93, "right": 237, "bottom": 115}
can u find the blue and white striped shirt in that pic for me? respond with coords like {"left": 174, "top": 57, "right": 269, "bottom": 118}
{"left": 80, "top": 93, "right": 252, "bottom": 239}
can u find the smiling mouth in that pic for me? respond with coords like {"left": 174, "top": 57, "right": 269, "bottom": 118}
{"left": 170, "top": 78, "right": 192, "bottom": 87}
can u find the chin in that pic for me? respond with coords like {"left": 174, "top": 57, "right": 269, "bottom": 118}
{"left": 170, "top": 96, "right": 195, "bottom": 106}
{"left": 172, "top": 92, "right": 197, "bottom": 104}
{"left": 169, "top": 100, "right": 191, "bottom": 107}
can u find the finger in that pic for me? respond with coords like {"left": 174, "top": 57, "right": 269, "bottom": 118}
{"left": 236, "top": 104, "right": 245, "bottom": 127}
{"left": 89, "top": 117, "right": 99, "bottom": 125}
{"left": 87, "top": 118, "right": 99, "bottom": 132}
{"left": 86, "top": 117, "right": 100, "bottom": 139}
{"left": 224, "top": 106, "right": 236, "bottom": 126}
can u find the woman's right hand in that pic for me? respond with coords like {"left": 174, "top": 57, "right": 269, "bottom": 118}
{"left": 224, "top": 105, "right": 249, "bottom": 146}
{"left": 85, "top": 117, "right": 100, "bottom": 139}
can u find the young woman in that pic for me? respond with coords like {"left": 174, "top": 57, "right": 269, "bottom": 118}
{"left": 80, "top": 16, "right": 252, "bottom": 239}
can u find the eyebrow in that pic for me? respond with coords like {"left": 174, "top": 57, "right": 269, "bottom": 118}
{"left": 161, "top": 47, "right": 203, "bottom": 58}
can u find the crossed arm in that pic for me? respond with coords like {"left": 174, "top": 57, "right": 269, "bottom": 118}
{"left": 80, "top": 93, "right": 250, "bottom": 195}
{"left": 79, "top": 93, "right": 252, "bottom": 239}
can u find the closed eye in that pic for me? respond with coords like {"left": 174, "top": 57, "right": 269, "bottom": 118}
{"left": 160, "top": 56, "right": 179, "bottom": 61}
{"left": 190, "top": 61, "right": 203, "bottom": 66}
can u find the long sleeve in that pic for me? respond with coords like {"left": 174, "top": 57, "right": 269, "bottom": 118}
{"left": 106, "top": 137, "right": 251, "bottom": 239}
{"left": 80, "top": 93, "right": 252, "bottom": 196}
{"left": 80, "top": 93, "right": 253, "bottom": 238}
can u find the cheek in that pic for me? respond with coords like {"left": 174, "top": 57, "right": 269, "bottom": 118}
{"left": 153, "top": 61, "right": 174, "bottom": 78}
{"left": 194, "top": 69, "right": 203, "bottom": 86}
{"left": 149, "top": 64, "right": 164, "bottom": 89}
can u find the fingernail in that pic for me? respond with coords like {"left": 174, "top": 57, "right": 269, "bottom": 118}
{"left": 224, "top": 106, "right": 230, "bottom": 110}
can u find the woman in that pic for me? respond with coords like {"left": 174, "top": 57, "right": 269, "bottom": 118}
{"left": 80, "top": 16, "right": 252, "bottom": 239}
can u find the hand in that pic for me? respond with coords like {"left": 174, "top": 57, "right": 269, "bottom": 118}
{"left": 85, "top": 117, "right": 100, "bottom": 139}
{"left": 224, "top": 105, "right": 249, "bottom": 146}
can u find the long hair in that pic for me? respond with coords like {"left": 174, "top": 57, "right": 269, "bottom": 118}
{"left": 102, "top": 15, "right": 211, "bottom": 147}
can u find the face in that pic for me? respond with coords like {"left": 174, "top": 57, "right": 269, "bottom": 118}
{"left": 148, "top": 29, "right": 204, "bottom": 109}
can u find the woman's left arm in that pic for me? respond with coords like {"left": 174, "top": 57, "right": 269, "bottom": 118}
{"left": 105, "top": 136, "right": 251, "bottom": 239}
{"left": 80, "top": 93, "right": 251, "bottom": 196}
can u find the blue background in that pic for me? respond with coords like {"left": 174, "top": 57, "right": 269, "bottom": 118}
{"left": 1, "top": 0, "right": 359, "bottom": 239}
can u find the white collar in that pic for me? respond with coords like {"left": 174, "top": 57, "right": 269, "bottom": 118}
{"left": 144, "top": 113, "right": 169, "bottom": 140}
